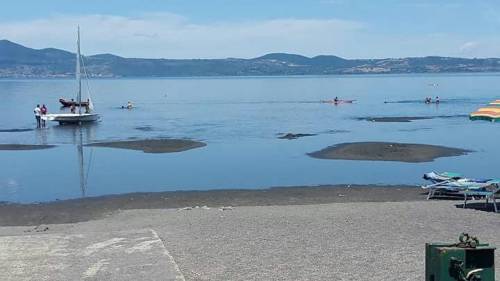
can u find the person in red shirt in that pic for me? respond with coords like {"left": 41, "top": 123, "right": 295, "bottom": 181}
{"left": 40, "top": 104, "right": 48, "bottom": 127}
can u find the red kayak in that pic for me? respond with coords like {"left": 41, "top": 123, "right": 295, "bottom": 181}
{"left": 59, "top": 98, "right": 89, "bottom": 107}
{"left": 321, "top": 99, "right": 356, "bottom": 104}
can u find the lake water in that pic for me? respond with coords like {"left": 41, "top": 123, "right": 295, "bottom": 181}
{"left": 1, "top": 74, "right": 499, "bottom": 203}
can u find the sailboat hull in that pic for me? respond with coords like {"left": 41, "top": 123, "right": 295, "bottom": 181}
{"left": 43, "top": 113, "right": 99, "bottom": 124}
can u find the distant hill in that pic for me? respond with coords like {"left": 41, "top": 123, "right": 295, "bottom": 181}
{"left": 1, "top": 40, "right": 500, "bottom": 78}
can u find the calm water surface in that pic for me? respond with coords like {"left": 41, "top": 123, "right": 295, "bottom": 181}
{"left": 1, "top": 74, "right": 499, "bottom": 202}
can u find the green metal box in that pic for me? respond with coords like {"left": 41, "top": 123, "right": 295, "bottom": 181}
{"left": 425, "top": 234, "right": 495, "bottom": 281}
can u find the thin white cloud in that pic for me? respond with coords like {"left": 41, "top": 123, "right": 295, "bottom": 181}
{"left": 0, "top": 13, "right": 364, "bottom": 59}
{"left": 459, "top": 41, "right": 480, "bottom": 54}
{"left": 1, "top": 13, "right": 499, "bottom": 59}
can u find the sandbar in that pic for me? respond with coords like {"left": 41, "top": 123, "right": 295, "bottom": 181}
{"left": 356, "top": 115, "right": 467, "bottom": 122}
{"left": 0, "top": 144, "right": 55, "bottom": 151}
{"left": 0, "top": 128, "right": 34, "bottom": 133}
{"left": 278, "top": 133, "right": 317, "bottom": 140}
{"left": 308, "top": 142, "right": 471, "bottom": 162}
{"left": 87, "top": 139, "right": 206, "bottom": 153}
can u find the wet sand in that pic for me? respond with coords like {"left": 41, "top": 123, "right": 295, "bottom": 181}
{"left": 0, "top": 185, "right": 423, "bottom": 226}
{"left": 308, "top": 142, "right": 471, "bottom": 162}
{"left": 0, "top": 144, "right": 55, "bottom": 151}
{"left": 356, "top": 115, "right": 467, "bottom": 122}
{"left": 87, "top": 139, "right": 206, "bottom": 153}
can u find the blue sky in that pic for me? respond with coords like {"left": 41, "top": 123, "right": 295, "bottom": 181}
{"left": 1, "top": 0, "right": 500, "bottom": 58}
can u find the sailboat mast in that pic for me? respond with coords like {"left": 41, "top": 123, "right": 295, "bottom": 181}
{"left": 76, "top": 26, "right": 82, "bottom": 115}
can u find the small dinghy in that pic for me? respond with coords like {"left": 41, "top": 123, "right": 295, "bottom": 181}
{"left": 59, "top": 98, "right": 89, "bottom": 107}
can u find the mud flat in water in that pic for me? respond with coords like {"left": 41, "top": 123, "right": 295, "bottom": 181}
{"left": 308, "top": 142, "right": 471, "bottom": 162}
{"left": 0, "top": 128, "right": 34, "bottom": 133}
{"left": 0, "top": 144, "right": 55, "bottom": 151}
{"left": 278, "top": 133, "right": 317, "bottom": 140}
{"left": 356, "top": 115, "right": 467, "bottom": 123}
{"left": 87, "top": 139, "right": 206, "bottom": 153}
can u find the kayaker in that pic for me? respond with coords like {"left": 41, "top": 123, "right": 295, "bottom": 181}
{"left": 334, "top": 97, "right": 339, "bottom": 103}
{"left": 127, "top": 101, "right": 133, "bottom": 109}
{"left": 34, "top": 104, "right": 41, "bottom": 128}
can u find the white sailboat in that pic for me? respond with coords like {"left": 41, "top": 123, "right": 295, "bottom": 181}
{"left": 44, "top": 26, "right": 99, "bottom": 125}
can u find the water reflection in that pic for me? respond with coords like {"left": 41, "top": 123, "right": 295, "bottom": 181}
{"left": 56, "top": 124, "right": 96, "bottom": 197}
{"left": 38, "top": 122, "right": 97, "bottom": 145}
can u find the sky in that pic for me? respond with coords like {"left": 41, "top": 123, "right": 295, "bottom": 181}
{"left": 1, "top": 0, "right": 500, "bottom": 59}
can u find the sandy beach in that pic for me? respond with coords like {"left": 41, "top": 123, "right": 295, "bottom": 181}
{"left": 0, "top": 185, "right": 422, "bottom": 226}
{"left": 0, "top": 187, "right": 498, "bottom": 281}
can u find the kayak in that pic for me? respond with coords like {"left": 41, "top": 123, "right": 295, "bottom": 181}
{"left": 59, "top": 98, "right": 89, "bottom": 107}
{"left": 321, "top": 99, "right": 355, "bottom": 104}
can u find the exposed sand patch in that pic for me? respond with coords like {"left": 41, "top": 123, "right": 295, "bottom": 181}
{"left": 356, "top": 115, "right": 467, "bottom": 122}
{"left": 308, "top": 142, "right": 471, "bottom": 162}
{"left": 278, "top": 133, "right": 317, "bottom": 140}
{"left": 87, "top": 139, "right": 206, "bottom": 153}
{"left": 0, "top": 144, "right": 55, "bottom": 151}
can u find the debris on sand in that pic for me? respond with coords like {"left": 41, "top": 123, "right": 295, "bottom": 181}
{"left": 24, "top": 225, "right": 49, "bottom": 233}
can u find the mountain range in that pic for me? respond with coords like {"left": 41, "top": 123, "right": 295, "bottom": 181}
{"left": 1, "top": 39, "right": 500, "bottom": 78}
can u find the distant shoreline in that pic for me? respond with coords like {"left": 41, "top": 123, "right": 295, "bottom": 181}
{"left": 2, "top": 71, "right": 500, "bottom": 80}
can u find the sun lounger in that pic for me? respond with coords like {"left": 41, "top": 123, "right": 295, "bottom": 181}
{"left": 463, "top": 183, "right": 499, "bottom": 213}
{"left": 422, "top": 172, "right": 499, "bottom": 212}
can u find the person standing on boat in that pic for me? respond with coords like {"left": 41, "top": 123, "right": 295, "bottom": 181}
{"left": 34, "top": 105, "right": 41, "bottom": 128}
{"left": 40, "top": 104, "right": 48, "bottom": 127}
{"left": 84, "top": 99, "right": 91, "bottom": 113}
{"left": 70, "top": 104, "right": 76, "bottom": 114}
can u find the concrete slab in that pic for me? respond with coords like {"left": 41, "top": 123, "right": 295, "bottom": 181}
{"left": 0, "top": 228, "right": 184, "bottom": 281}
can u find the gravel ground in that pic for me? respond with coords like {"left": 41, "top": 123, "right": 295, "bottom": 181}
{"left": 11, "top": 200, "right": 492, "bottom": 281}
{"left": 153, "top": 202, "right": 499, "bottom": 281}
